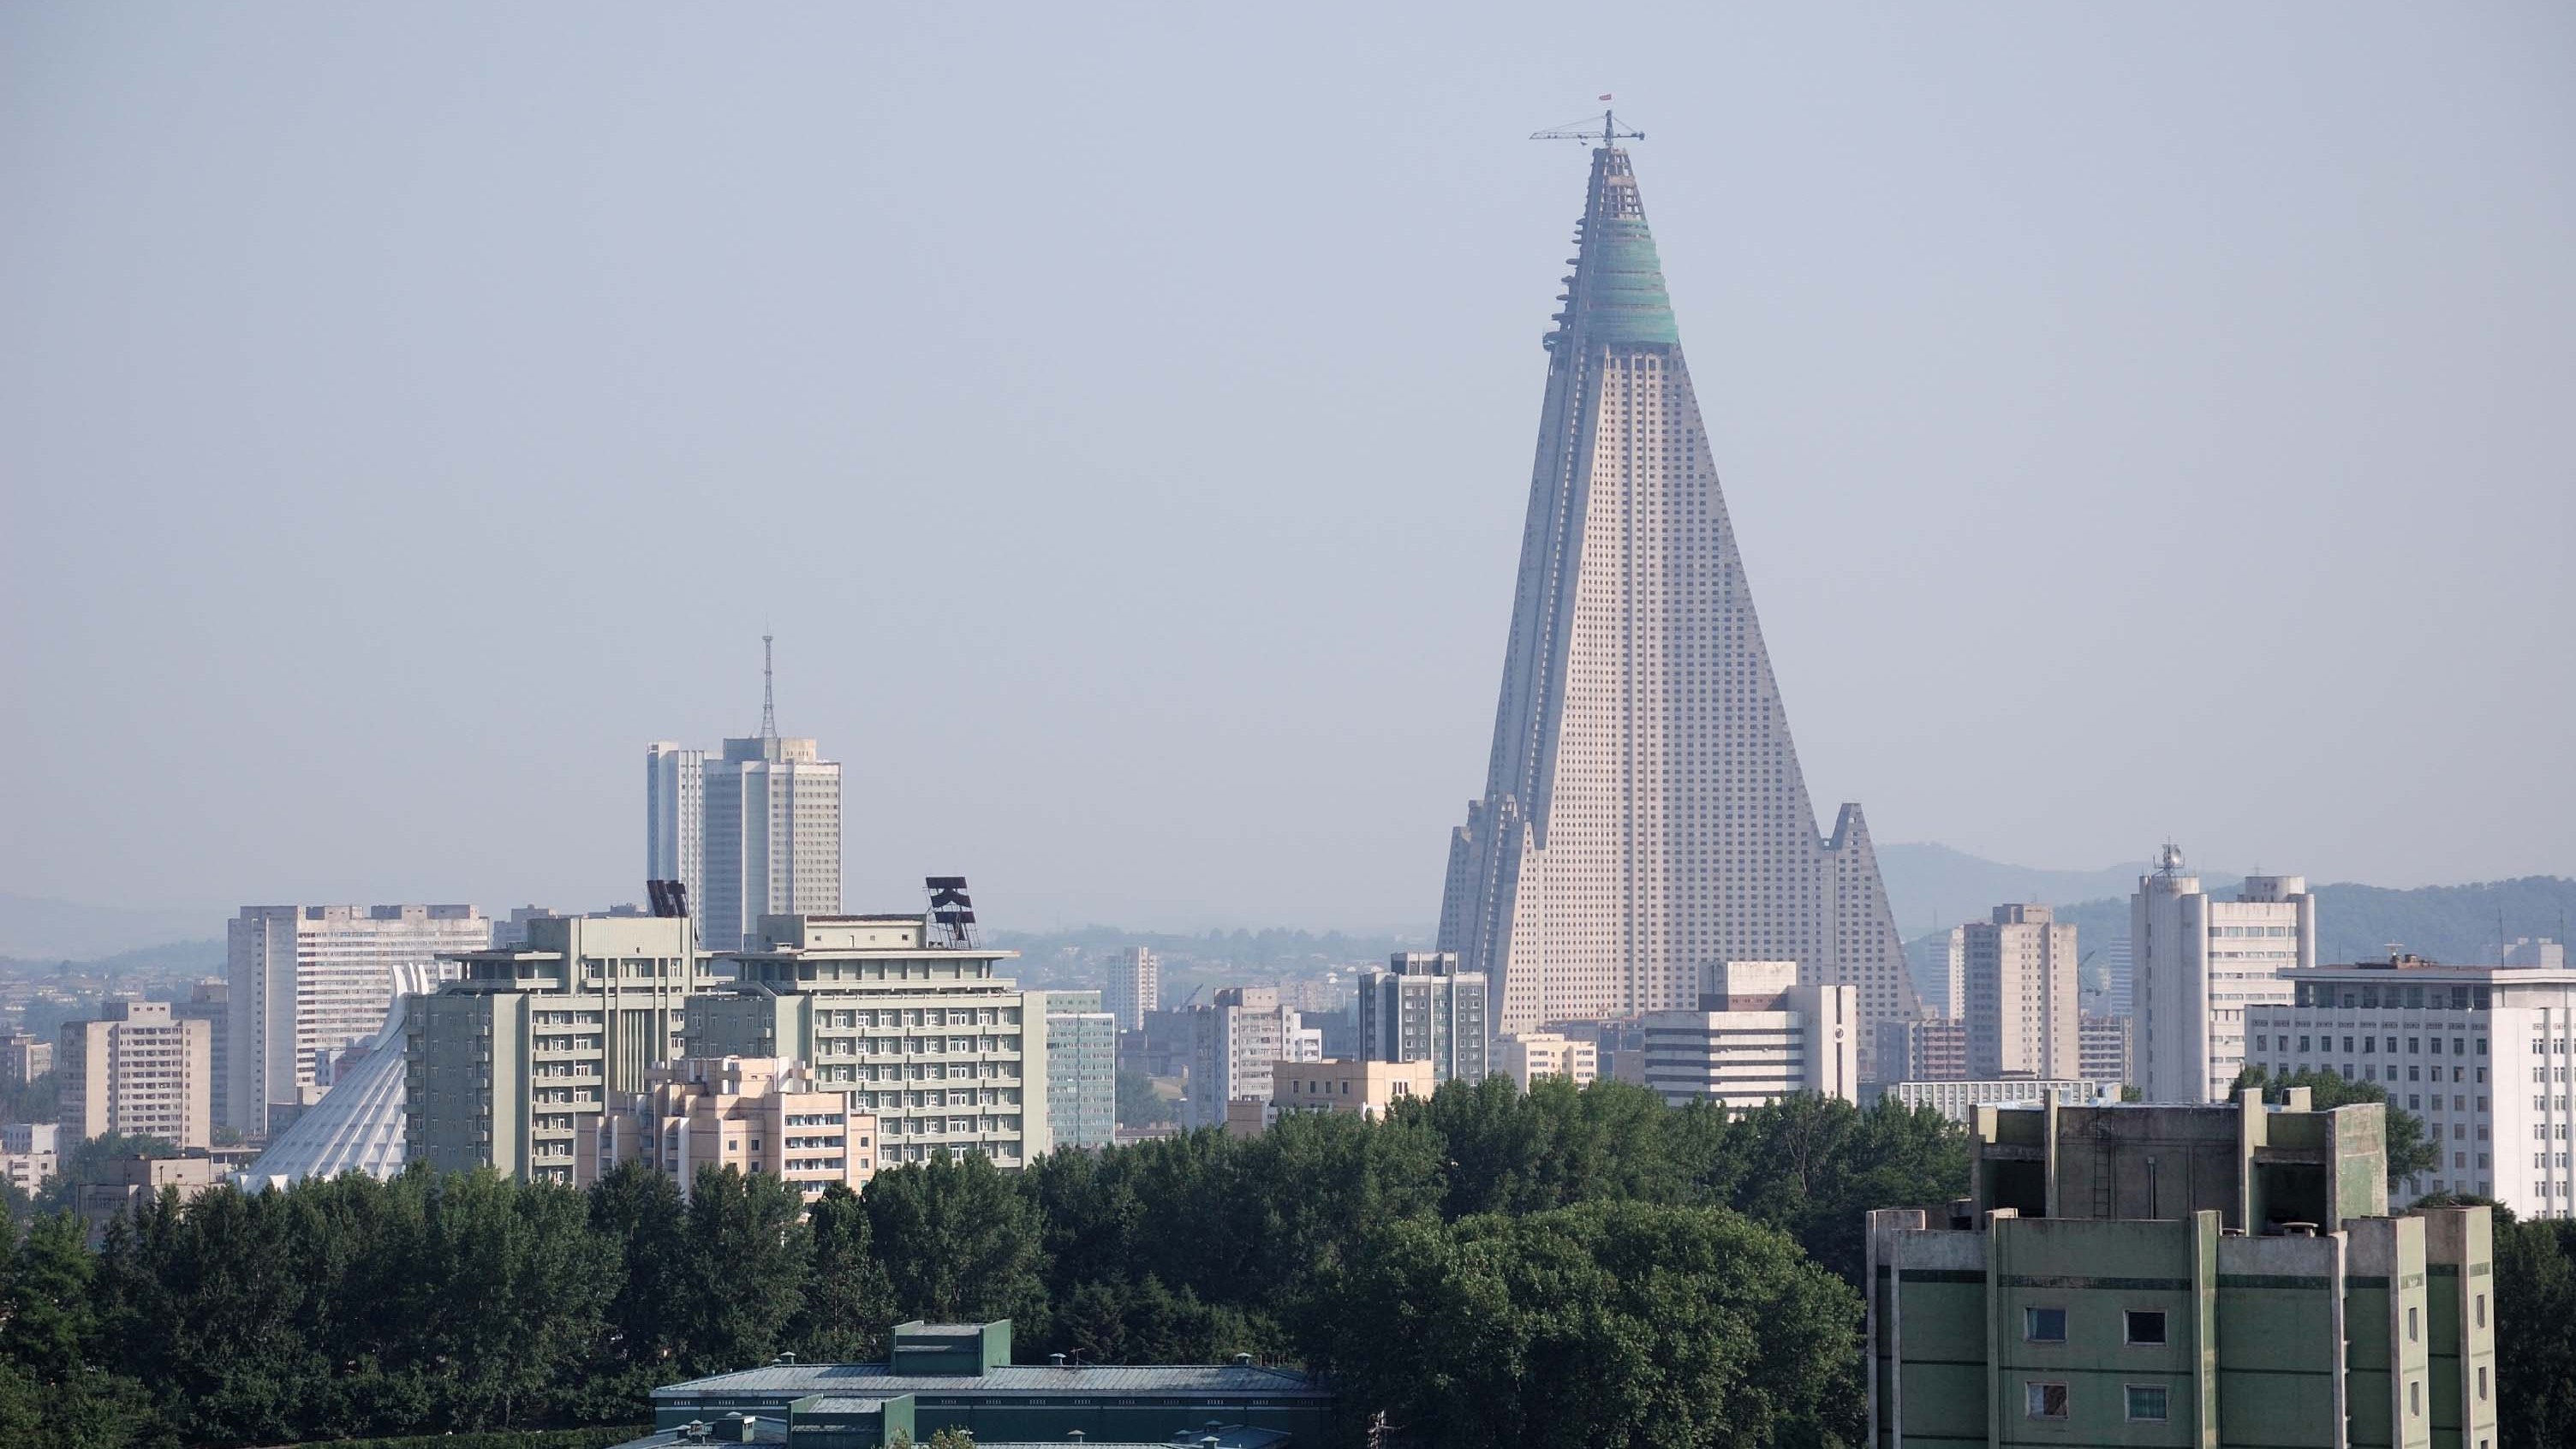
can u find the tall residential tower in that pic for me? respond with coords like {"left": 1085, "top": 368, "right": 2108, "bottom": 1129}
{"left": 1438, "top": 123, "right": 1920, "bottom": 1058}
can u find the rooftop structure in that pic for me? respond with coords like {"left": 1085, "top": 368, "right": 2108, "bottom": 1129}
{"left": 1434, "top": 127, "right": 1919, "bottom": 1058}
{"left": 647, "top": 1320, "right": 1331, "bottom": 1447}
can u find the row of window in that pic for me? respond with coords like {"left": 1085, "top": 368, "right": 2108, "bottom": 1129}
{"left": 2257, "top": 1033, "right": 2485, "bottom": 1057}
{"left": 2024, "top": 1381, "right": 2166, "bottom": 1423}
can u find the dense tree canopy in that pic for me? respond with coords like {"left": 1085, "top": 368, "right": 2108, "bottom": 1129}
{"left": 0, "top": 1081, "right": 1974, "bottom": 1448}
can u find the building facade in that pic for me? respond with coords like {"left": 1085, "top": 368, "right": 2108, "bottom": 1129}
{"left": 1960, "top": 904, "right": 2079, "bottom": 1082}
{"left": 1040, "top": 990, "right": 1115, "bottom": 1153}
{"left": 1, "top": 1033, "right": 52, "bottom": 1088}
{"left": 1865, "top": 1092, "right": 2498, "bottom": 1449}
{"left": 59, "top": 999, "right": 212, "bottom": 1148}
{"left": 687, "top": 915, "right": 1050, "bottom": 1171}
{"left": 582, "top": 1055, "right": 875, "bottom": 1201}
{"left": 1875, "top": 1016, "right": 1969, "bottom": 1084}
{"left": 2078, "top": 1012, "right": 2134, "bottom": 1091}
{"left": 1495, "top": 1031, "right": 1599, "bottom": 1091}
{"left": 1184, "top": 987, "right": 1297, "bottom": 1130}
{"left": 1433, "top": 134, "right": 1921, "bottom": 1056}
{"left": 2132, "top": 847, "right": 2314, "bottom": 1102}
{"left": 2245, "top": 954, "right": 2576, "bottom": 1216}
{"left": 1871, "top": 1078, "right": 2107, "bottom": 1124}
{"left": 405, "top": 915, "right": 706, "bottom": 1184}
{"left": 172, "top": 980, "right": 228, "bottom": 1133}
{"left": 1356, "top": 951, "right": 1488, "bottom": 1086}
{"left": 645, "top": 741, "right": 707, "bottom": 917}
{"left": 229, "top": 903, "right": 489, "bottom": 1136}
{"left": 1642, "top": 961, "right": 1858, "bottom": 1110}
{"left": 698, "top": 735, "right": 842, "bottom": 952}
{"left": 1273, "top": 1058, "right": 1434, "bottom": 1121}
{"left": 1104, "top": 946, "right": 1159, "bottom": 1031}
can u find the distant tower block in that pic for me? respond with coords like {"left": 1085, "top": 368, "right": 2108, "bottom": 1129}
{"left": 1439, "top": 120, "right": 1922, "bottom": 1064}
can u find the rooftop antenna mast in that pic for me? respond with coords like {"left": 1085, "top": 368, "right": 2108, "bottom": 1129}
{"left": 760, "top": 632, "right": 778, "bottom": 742}
{"left": 1529, "top": 97, "right": 1645, "bottom": 147}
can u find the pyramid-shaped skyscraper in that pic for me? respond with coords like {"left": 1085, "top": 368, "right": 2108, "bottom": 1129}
{"left": 1439, "top": 134, "right": 1922, "bottom": 1063}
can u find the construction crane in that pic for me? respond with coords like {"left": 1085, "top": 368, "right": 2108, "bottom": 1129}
{"left": 1530, "top": 105, "right": 1644, "bottom": 148}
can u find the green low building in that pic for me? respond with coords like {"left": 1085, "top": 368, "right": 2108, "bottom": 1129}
{"left": 641, "top": 1321, "right": 1330, "bottom": 1448}
{"left": 1867, "top": 1088, "right": 2499, "bottom": 1449}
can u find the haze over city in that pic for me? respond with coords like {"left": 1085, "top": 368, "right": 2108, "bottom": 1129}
{"left": 4, "top": 3, "right": 2570, "bottom": 931}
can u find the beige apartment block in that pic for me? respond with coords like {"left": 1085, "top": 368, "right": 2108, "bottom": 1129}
{"left": 1961, "top": 903, "right": 2080, "bottom": 1081}
{"left": 59, "top": 1000, "right": 211, "bottom": 1148}
{"left": 1495, "top": 1032, "right": 1598, "bottom": 1091}
{"left": 2133, "top": 846, "right": 2314, "bottom": 1102}
{"left": 1273, "top": 1058, "right": 1435, "bottom": 1121}
{"left": 230, "top": 903, "right": 490, "bottom": 1136}
{"left": 581, "top": 1055, "right": 875, "bottom": 1201}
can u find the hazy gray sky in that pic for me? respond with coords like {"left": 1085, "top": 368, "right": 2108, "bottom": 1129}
{"left": 3, "top": 4, "right": 2570, "bottom": 931}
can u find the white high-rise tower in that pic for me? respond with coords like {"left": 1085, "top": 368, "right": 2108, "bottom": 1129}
{"left": 648, "top": 638, "right": 843, "bottom": 951}
{"left": 1438, "top": 121, "right": 1921, "bottom": 1063}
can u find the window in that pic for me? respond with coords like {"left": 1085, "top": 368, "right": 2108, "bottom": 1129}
{"left": 2025, "top": 1381, "right": 2069, "bottom": 1420}
{"left": 2476, "top": 1294, "right": 2486, "bottom": 1329}
{"left": 2125, "top": 1385, "right": 2170, "bottom": 1422}
{"left": 2409, "top": 1306, "right": 2419, "bottom": 1342}
{"left": 2125, "top": 1309, "right": 2168, "bottom": 1345}
{"left": 2024, "top": 1306, "right": 2066, "bottom": 1341}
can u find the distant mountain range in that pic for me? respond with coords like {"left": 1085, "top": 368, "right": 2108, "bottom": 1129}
{"left": 1872, "top": 843, "right": 2233, "bottom": 938}
{"left": 0, "top": 892, "right": 222, "bottom": 962}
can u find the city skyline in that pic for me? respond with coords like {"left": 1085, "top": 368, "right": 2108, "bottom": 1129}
{"left": 3, "top": 6, "right": 2571, "bottom": 930}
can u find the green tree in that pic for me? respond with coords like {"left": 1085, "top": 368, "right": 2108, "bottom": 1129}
{"left": 1309, "top": 1199, "right": 1860, "bottom": 1449}
{"left": 790, "top": 1184, "right": 899, "bottom": 1363}
{"left": 864, "top": 1152, "right": 1048, "bottom": 1328}
{"left": 2495, "top": 1215, "right": 2576, "bottom": 1449}
{"left": 585, "top": 1159, "right": 689, "bottom": 1409}
{"left": 1115, "top": 1070, "right": 1176, "bottom": 1127}
{"left": 2233, "top": 1067, "right": 2439, "bottom": 1193}
{"left": 0, "top": 1207, "right": 157, "bottom": 1446}
{"left": 671, "top": 1166, "right": 811, "bottom": 1376}
{"left": 1705, "top": 1094, "right": 1969, "bottom": 1286}
{"left": 35, "top": 1131, "right": 178, "bottom": 1213}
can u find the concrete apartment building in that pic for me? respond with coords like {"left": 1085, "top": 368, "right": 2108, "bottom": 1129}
{"left": 1865, "top": 1090, "right": 2498, "bottom": 1449}
{"left": 1184, "top": 987, "right": 1302, "bottom": 1130}
{"left": 2245, "top": 951, "right": 2576, "bottom": 1216}
{"left": 645, "top": 741, "right": 707, "bottom": 920}
{"left": 229, "top": 903, "right": 490, "bottom": 1136}
{"left": 1, "top": 1032, "right": 51, "bottom": 1088}
{"left": 687, "top": 915, "right": 1051, "bottom": 1171}
{"left": 1040, "top": 989, "right": 1115, "bottom": 1152}
{"left": 172, "top": 980, "right": 228, "bottom": 1132}
{"left": 0, "top": 1122, "right": 59, "bottom": 1196}
{"left": 696, "top": 735, "right": 842, "bottom": 952}
{"left": 1961, "top": 904, "right": 2079, "bottom": 1082}
{"left": 1643, "top": 960, "right": 1858, "bottom": 1111}
{"left": 2078, "top": 1012, "right": 2134, "bottom": 1092}
{"left": 581, "top": 1055, "right": 875, "bottom": 1201}
{"left": 1103, "top": 945, "right": 1158, "bottom": 1031}
{"left": 2132, "top": 846, "right": 2314, "bottom": 1102}
{"left": 1357, "top": 951, "right": 1488, "bottom": 1086}
{"left": 404, "top": 914, "right": 706, "bottom": 1184}
{"left": 1495, "top": 1031, "right": 1598, "bottom": 1090}
{"left": 59, "top": 999, "right": 212, "bottom": 1148}
{"left": 1876, "top": 1017, "right": 1969, "bottom": 1084}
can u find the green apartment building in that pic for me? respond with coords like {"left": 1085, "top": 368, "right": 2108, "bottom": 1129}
{"left": 405, "top": 914, "right": 708, "bottom": 1184}
{"left": 1867, "top": 1089, "right": 2499, "bottom": 1449}
{"left": 688, "top": 915, "right": 1051, "bottom": 1169}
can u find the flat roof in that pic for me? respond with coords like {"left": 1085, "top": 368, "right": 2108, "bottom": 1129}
{"left": 654, "top": 1363, "right": 1330, "bottom": 1400}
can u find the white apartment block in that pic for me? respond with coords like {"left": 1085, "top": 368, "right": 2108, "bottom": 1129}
{"left": 1961, "top": 903, "right": 2080, "bottom": 1081}
{"left": 1495, "top": 1032, "right": 1598, "bottom": 1091}
{"left": 646, "top": 742, "right": 707, "bottom": 912}
{"left": 689, "top": 915, "right": 1050, "bottom": 1171}
{"left": 60, "top": 1000, "right": 212, "bottom": 1148}
{"left": 1642, "top": 961, "right": 1858, "bottom": 1111}
{"left": 2132, "top": 846, "right": 2313, "bottom": 1102}
{"left": 696, "top": 736, "right": 843, "bottom": 952}
{"left": 1186, "top": 987, "right": 1297, "bottom": 1130}
{"left": 1104, "top": 946, "right": 1159, "bottom": 1032}
{"left": 2246, "top": 954, "right": 2576, "bottom": 1219}
{"left": 229, "top": 903, "right": 488, "bottom": 1136}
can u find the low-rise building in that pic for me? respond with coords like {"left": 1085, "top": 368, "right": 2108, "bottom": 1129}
{"left": 644, "top": 1319, "right": 1332, "bottom": 1446}
{"left": 2244, "top": 952, "right": 2576, "bottom": 1215}
{"left": 1868, "top": 1078, "right": 2107, "bottom": 1124}
{"left": 1494, "top": 1032, "right": 1598, "bottom": 1091}
{"left": 60, "top": 999, "right": 212, "bottom": 1148}
{"left": 69, "top": 1153, "right": 226, "bottom": 1235}
{"left": 0, "top": 1124, "right": 57, "bottom": 1196}
{"left": 1643, "top": 961, "right": 1857, "bottom": 1110}
{"left": 1272, "top": 1058, "right": 1434, "bottom": 1121}
{"left": 1865, "top": 1089, "right": 2497, "bottom": 1449}
{"left": 583, "top": 1055, "right": 874, "bottom": 1201}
